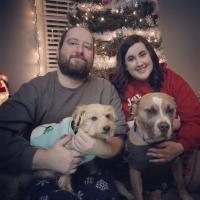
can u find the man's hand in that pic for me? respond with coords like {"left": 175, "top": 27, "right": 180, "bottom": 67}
{"left": 72, "top": 128, "right": 99, "bottom": 155}
{"left": 146, "top": 141, "right": 184, "bottom": 163}
{"left": 33, "top": 135, "right": 83, "bottom": 174}
{"left": 72, "top": 128, "right": 124, "bottom": 159}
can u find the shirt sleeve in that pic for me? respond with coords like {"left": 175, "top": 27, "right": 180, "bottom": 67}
{"left": 0, "top": 82, "right": 39, "bottom": 172}
{"left": 166, "top": 68, "right": 200, "bottom": 151}
{"left": 101, "top": 79, "right": 129, "bottom": 136}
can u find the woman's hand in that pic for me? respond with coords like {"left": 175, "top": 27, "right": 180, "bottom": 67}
{"left": 173, "top": 115, "right": 181, "bottom": 131}
{"left": 147, "top": 141, "right": 184, "bottom": 163}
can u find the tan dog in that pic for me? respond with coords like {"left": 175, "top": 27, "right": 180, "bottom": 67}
{"left": 1, "top": 104, "right": 116, "bottom": 200}
{"left": 127, "top": 93, "right": 193, "bottom": 200}
{"left": 58, "top": 103, "right": 116, "bottom": 191}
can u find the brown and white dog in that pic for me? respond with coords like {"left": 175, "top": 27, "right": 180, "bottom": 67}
{"left": 127, "top": 92, "right": 193, "bottom": 200}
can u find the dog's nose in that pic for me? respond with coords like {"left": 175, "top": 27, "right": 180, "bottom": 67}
{"left": 158, "top": 122, "right": 170, "bottom": 133}
{"left": 103, "top": 126, "right": 111, "bottom": 133}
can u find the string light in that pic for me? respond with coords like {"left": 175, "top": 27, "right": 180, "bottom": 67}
{"left": 26, "top": 0, "right": 42, "bottom": 77}
{"left": 100, "top": 17, "right": 105, "bottom": 22}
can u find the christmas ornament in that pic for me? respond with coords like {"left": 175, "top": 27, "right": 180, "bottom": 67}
{"left": 0, "top": 73, "right": 9, "bottom": 106}
{"left": 101, "top": 0, "right": 112, "bottom": 6}
{"left": 0, "top": 80, "right": 9, "bottom": 106}
{"left": 145, "top": 15, "right": 154, "bottom": 26}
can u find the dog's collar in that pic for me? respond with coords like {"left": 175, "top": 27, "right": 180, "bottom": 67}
{"left": 134, "top": 126, "right": 145, "bottom": 142}
{"left": 71, "top": 120, "right": 78, "bottom": 134}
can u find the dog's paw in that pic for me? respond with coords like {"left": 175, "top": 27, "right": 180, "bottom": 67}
{"left": 58, "top": 175, "right": 73, "bottom": 192}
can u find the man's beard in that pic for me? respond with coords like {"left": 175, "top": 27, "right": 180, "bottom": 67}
{"left": 58, "top": 53, "right": 92, "bottom": 80}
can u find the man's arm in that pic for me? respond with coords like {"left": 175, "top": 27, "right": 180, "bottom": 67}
{"left": 0, "top": 82, "right": 47, "bottom": 172}
{"left": 32, "top": 135, "right": 83, "bottom": 174}
{"left": 0, "top": 83, "right": 38, "bottom": 172}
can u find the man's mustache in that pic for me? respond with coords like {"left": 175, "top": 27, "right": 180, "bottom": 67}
{"left": 69, "top": 55, "right": 87, "bottom": 63}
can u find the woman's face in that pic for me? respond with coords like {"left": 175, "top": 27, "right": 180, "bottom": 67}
{"left": 125, "top": 42, "right": 153, "bottom": 81}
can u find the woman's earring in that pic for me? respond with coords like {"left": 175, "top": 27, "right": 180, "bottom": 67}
{"left": 134, "top": 118, "right": 137, "bottom": 132}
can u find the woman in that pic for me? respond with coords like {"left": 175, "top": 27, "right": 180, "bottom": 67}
{"left": 111, "top": 34, "right": 200, "bottom": 163}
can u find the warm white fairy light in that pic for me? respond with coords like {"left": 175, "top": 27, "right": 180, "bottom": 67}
{"left": 150, "top": 30, "right": 155, "bottom": 37}
{"left": 100, "top": 17, "right": 105, "bottom": 22}
{"left": 26, "top": 0, "right": 42, "bottom": 77}
{"left": 93, "top": 27, "right": 161, "bottom": 42}
{"left": 94, "top": 55, "right": 116, "bottom": 69}
{"left": 78, "top": 3, "right": 104, "bottom": 12}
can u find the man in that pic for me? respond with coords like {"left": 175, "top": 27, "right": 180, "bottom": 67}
{"left": 0, "top": 27, "right": 128, "bottom": 200}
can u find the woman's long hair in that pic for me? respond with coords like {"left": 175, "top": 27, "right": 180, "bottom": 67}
{"left": 110, "top": 35, "right": 164, "bottom": 98}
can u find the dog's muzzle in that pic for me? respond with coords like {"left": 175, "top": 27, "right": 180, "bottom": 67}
{"left": 102, "top": 126, "right": 111, "bottom": 134}
{"left": 158, "top": 121, "right": 170, "bottom": 134}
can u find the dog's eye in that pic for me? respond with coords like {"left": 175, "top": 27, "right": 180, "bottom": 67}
{"left": 91, "top": 116, "right": 97, "bottom": 121}
{"left": 106, "top": 114, "right": 111, "bottom": 119}
{"left": 166, "top": 106, "right": 175, "bottom": 115}
{"left": 146, "top": 107, "right": 157, "bottom": 115}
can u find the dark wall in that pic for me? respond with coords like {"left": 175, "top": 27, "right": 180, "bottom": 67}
{"left": 0, "top": 0, "right": 38, "bottom": 94}
{"left": 159, "top": 0, "right": 200, "bottom": 92}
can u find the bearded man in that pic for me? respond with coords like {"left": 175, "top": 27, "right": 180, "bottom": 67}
{"left": 0, "top": 27, "right": 128, "bottom": 200}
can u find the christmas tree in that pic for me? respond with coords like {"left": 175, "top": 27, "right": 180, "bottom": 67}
{"left": 67, "top": 0, "right": 164, "bottom": 77}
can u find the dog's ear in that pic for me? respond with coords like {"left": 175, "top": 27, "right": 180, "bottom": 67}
{"left": 168, "top": 95, "right": 177, "bottom": 118}
{"left": 133, "top": 99, "right": 141, "bottom": 116}
{"left": 72, "top": 105, "right": 87, "bottom": 133}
